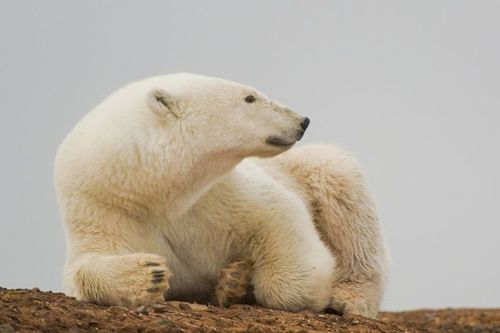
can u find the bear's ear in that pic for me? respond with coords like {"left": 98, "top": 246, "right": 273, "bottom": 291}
{"left": 146, "top": 89, "right": 181, "bottom": 119}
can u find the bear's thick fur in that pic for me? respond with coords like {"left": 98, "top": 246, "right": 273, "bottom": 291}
{"left": 55, "top": 73, "right": 388, "bottom": 317}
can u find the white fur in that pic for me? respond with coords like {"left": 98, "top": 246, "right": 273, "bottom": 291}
{"left": 55, "top": 73, "right": 387, "bottom": 316}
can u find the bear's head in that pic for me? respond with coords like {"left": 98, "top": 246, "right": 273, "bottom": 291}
{"left": 55, "top": 73, "right": 310, "bottom": 217}
{"left": 143, "top": 73, "right": 309, "bottom": 160}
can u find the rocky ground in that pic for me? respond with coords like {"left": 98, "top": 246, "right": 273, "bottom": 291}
{"left": 1, "top": 288, "right": 499, "bottom": 333}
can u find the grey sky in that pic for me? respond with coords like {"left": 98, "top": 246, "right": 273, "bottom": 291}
{"left": 1, "top": 1, "right": 499, "bottom": 311}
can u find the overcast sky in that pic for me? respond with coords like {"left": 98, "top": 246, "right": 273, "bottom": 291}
{"left": 1, "top": 1, "right": 499, "bottom": 311}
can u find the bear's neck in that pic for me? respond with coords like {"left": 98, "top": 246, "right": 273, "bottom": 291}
{"left": 158, "top": 150, "right": 242, "bottom": 220}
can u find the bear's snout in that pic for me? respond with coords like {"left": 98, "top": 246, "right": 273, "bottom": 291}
{"left": 301, "top": 117, "right": 310, "bottom": 131}
{"left": 296, "top": 117, "right": 310, "bottom": 141}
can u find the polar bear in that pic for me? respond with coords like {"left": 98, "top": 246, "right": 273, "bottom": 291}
{"left": 54, "top": 73, "right": 388, "bottom": 318}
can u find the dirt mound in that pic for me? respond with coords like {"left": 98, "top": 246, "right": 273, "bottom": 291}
{"left": 1, "top": 288, "right": 499, "bottom": 333}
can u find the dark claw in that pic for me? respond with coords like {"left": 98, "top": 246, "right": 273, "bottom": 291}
{"left": 152, "top": 270, "right": 165, "bottom": 274}
{"left": 145, "top": 262, "right": 160, "bottom": 266}
{"left": 147, "top": 287, "right": 160, "bottom": 293}
{"left": 152, "top": 273, "right": 165, "bottom": 279}
{"left": 151, "top": 277, "right": 164, "bottom": 284}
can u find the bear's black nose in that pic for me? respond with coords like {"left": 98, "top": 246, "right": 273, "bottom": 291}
{"left": 301, "top": 117, "right": 310, "bottom": 131}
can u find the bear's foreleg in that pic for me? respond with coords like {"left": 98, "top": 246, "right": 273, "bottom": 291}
{"left": 247, "top": 213, "right": 335, "bottom": 313}
{"left": 274, "top": 144, "right": 388, "bottom": 318}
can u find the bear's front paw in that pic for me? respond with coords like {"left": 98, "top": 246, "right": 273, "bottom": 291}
{"left": 215, "top": 258, "right": 253, "bottom": 307}
{"left": 116, "top": 253, "right": 171, "bottom": 306}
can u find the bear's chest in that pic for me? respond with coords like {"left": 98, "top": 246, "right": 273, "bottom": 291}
{"left": 158, "top": 159, "right": 304, "bottom": 302}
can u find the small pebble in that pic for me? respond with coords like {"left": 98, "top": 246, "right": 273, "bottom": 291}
{"left": 152, "top": 304, "right": 168, "bottom": 313}
{"left": 178, "top": 302, "right": 192, "bottom": 310}
{"left": 189, "top": 303, "right": 209, "bottom": 311}
{"left": 136, "top": 305, "right": 149, "bottom": 315}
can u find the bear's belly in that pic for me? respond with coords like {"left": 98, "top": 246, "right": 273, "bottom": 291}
{"left": 158, "top": 210, "right": 242, "bottom": 303}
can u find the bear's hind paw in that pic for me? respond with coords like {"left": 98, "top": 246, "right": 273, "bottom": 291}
{"left": 215, "top": 258, "right": 253, "bottom": 307}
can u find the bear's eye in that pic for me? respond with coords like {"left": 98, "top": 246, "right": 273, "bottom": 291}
{"left": 245, "top": 95, "right": 256, "bottom": 103}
